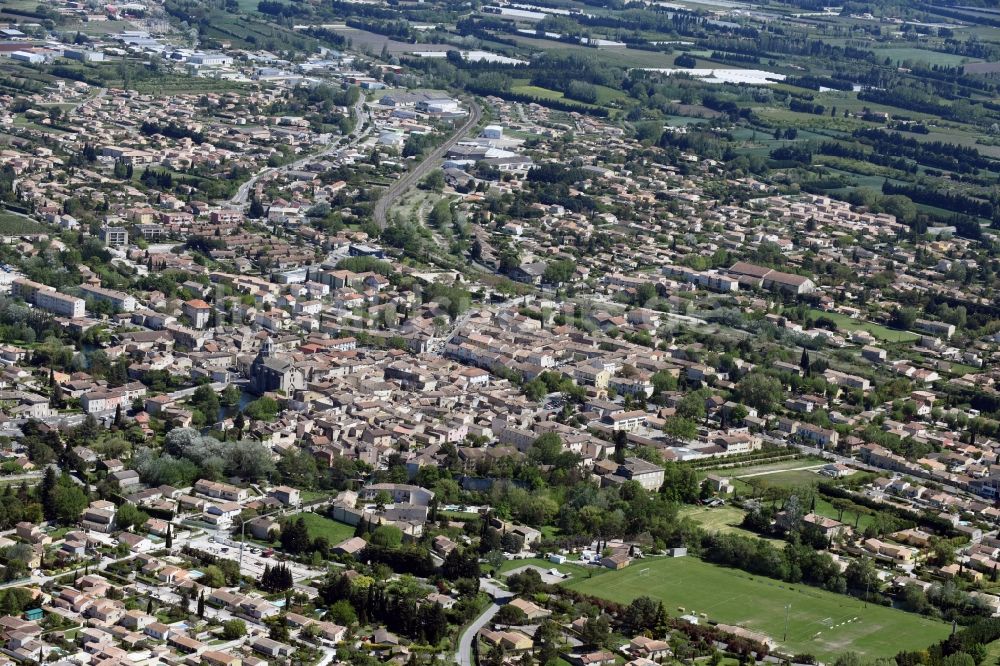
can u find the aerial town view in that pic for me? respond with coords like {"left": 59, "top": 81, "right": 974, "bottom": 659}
{"left": 0, "top": 0, "right": 1000, "bottom": 664}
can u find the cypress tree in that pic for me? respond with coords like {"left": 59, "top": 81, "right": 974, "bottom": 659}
{"left": 39, "top": 467, "right": 57, "bottom": 521}
{"left": 354, "top": 515, "right": 368, "bottom": 538}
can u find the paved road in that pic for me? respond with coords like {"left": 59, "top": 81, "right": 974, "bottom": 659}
{"left": 373, "top": 98, "right": 482, "bottom": 229}
{"left": 228, "top": 93, "right": 369, "bottom": 206}
{"left": 456, "top": 601, "right": 500, "bottom": 666}
{"left": 454, "top": 577, "right": 513, "bottom": 666}
{"left": 735, "top": 463, "right": 826, "bottom": 479}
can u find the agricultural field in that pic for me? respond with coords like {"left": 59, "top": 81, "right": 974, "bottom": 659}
{"left": 564, "top": 556, "right": 951, "bottom": 662}
{"left": 505, "top": 35, "right": 684, "bottom": 69}
{"left": 0, "top": 210, "right": 48, "bottom": 235}
{"left": 872, "top": 47, "right": 975, "bottom": 67}
{"left": 509, "top": 79, "right": 627, "bottom": 109}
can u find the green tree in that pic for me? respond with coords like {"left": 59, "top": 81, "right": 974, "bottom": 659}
{"left": 39, "top": 466, "right": 57, "bottom": 521}
{"left": 200, "top": 565, "right": 226, "bottom": 588}
{"left": 427, "top": 199, "right": 452, "bottom": 228}
{"left": 260, "top": 563, "right": 293, "bottom": 592}
{"left": 220, "top": 384, "right": 241, "bottom": 408}
{"left": 736, "top": 373, "right": 784, "bottom": 415}
{"left": 845, "top": 557, "right": 879, "bottom": 597}
{"left": 244, "top": 397, "right": 280, "bottom": 421}
{"left": 222, "top": 619, "right": 247, "bottom": 639}
{"left": 662, "top": 416, "right": 697, "bottom": 440}
{"left": 528, "top": 433, "right": 563, "bottom": 465}
{"left": 249, "top": 197, "right": 265, "bottom": 219}
{"left": 279, "top": 517, "right": 311, "bottom": 554}
{"left": 50, "top": 477, "right": 87, "bottom": 523}
{"left": 114, "top": 503, "right": 149, "bottom": 531}
{"left": 190, "top": 384, "right": 220, "bottom": 423}
{"left": 651, "top": 370, "right": 678, "bottom": 395}
{"left": 676, "top": 392, "right": 706, "bottom": 421}
{"left": 496, "top": 605, "right": 528, "bottom": 625}
{"left": 418, "top": 601, "right": 449, "bottom": 644}
{"left": 327, "top": 599, "right": 357, "bottom": 626}
{"left": 542, "top": 259, "right": 575, "bottom": 285}
{"left": 268, "top": 614, "right": 290, "bottom": 641}
{"left": 577, "top": 615, "right": 611, "bottom": 648}
{"left": 369, "top": 525, "right": 403, "bottom": 548}
{"left": 621, "top": 596, "right": 666, "bottom": 635}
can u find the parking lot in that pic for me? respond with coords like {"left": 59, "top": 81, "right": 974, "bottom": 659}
{"left": 187, "top": 534, "right": 325, "bottom": 583}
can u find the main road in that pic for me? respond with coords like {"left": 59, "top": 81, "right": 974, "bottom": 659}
{"left": 228, "top": 93, "right": 370, "bottom": 207}
{"left": 373, "top": 98, "right": 482, "bottom": 229}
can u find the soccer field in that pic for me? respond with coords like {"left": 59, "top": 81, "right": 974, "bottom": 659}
{"left": 563, "top": 557, "right": 950, "bottom": 662}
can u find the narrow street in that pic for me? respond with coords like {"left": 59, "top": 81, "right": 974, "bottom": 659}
{"left": 455, "top": 602, "right": 499, "bottom": 666}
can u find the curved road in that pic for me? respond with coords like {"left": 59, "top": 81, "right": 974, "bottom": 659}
{"left": 228, "top": 93, "right": 370, "bottom": 207}
{"left": 456, "top": 578, "right": 511, "bottom": 666}
{"left": 373, "top": 98, "right": 482, "bottom": 229}
{"left": 456, "top": 601, "right": 499, "bottom": 666}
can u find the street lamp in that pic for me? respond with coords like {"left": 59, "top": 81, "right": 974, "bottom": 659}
{"left": 783, "top": 604, "right": 791, "bottom": 642}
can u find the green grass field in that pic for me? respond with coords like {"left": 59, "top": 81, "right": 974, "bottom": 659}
{"left": 564, "top": 557, "right": 950, "bottom": 661}
{"left": 679, "top": 505, "right": 787, "bottom": 548}
{"left": 808, "top": 309, "right": 919, "bottom": 343}
{"left": 813, "top": 496, "right": 876, "bottom": 531}
{"left": 737, "top": 469, "right": 826, "bottom": 490}
{"left": 985, "top": 637, "right": 1000, "bottom": 665}
{"left": 946, "top": 362, "right": 981, "bottom": 376}
{"left": 497, "top": 557, "right": 581, "bottom": 577}
{"left": 294, "top": 513, "right": 355, "bottom": 544}
{"left": 699, "top": 458, "right": 824, "bottom": 477}
{"left": 698, "top": 460, "right": 827, "bottom": 495}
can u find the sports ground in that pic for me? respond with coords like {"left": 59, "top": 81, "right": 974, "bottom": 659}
{"left": 563, "top": 556, "right": 950, "bottom": 662}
